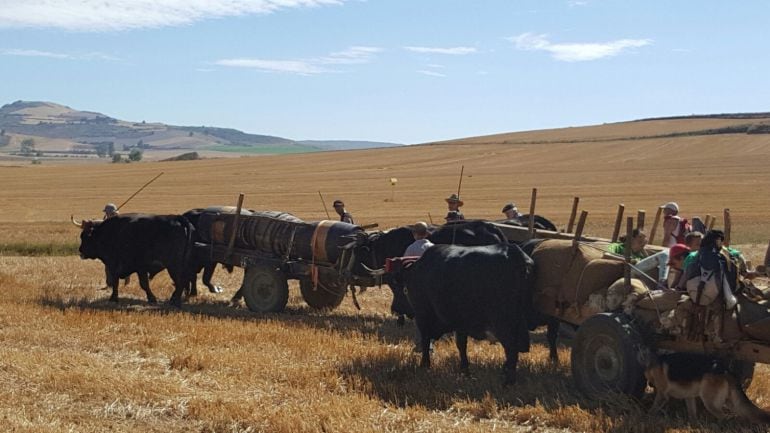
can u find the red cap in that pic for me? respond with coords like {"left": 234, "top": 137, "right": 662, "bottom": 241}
{"left": 668, "top": 243, "right": 691, "bottom": 264}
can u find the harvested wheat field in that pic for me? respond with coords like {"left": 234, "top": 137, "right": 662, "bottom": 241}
{"left": 2, "top": 118, "right": 770, "bottom": 432}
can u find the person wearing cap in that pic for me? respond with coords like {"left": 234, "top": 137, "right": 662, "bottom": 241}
{"left": 665, "top": 243, "right": 691, "bottom": 289}
{"left": 501, "top": 203, "right": 519, "bottom": 220}
{"left": 445, "top": 194, "right": 465, "bottom": 220}
{"left": 332, "top": 199, "right": 354, "bottom": 224}
{"left": 103, "top": 203, "right": 119, "bottom": 219}
{"left": 662, "top": 201, "right": 683, "bottom": 248}
{"left": 404, "top": 221, "right": 434, "bottom": 257}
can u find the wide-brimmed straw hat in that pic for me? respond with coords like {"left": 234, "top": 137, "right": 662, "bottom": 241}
{"left": 445, "top": 193, "right": 464, "bottom": 206}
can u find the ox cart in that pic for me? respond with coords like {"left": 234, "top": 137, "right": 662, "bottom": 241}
{"left": 494, "top": 208, "right": 770, "bottom": 400}
{"left": 193, "top": 206, "right": 373, "bottom": 313}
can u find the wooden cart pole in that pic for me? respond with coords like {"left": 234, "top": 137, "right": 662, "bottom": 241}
{"left": 724, "top": 208, "right": 731, "bottom": 246}
{"left": 528, "top": 188, "right": 537, "bottom": 238}
{"left": 226, "top": 193, "right": 245, "bottom": 258}
{"left": 567, "top": 196, "right": 580, "bottom": 233}
{"left": 637, "top": 210, "right": 646, "bottom": 231}
{"left": 649, "top": 206, "right": 663, "bottom": 245}
{"left": 704, "top": 214, "right": 712, "bottom": 230}
{"left": 611, "top": 204, "right": 625, "bottom": 242}
{"left": 764, "top": 240, "right": 770, "bottom": 270}
{"left": 573, "top": 210, "right": 588, "bottom": 248}
{"left": 624, "top": 217, "right": 633, "bottom": 290}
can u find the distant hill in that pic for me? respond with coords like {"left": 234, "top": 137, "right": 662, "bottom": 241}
{"left": 0, "top": 101, "right": 402, "bottom": 161}
{"left": 298, "top": 140, "right": 402, "bottom": 150}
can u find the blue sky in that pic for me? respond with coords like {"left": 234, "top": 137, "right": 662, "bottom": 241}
{"left": 1, "top": 1, "right": 769, "bottom": 144}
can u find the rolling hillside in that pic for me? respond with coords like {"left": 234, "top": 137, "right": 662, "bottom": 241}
{"left": 0, "top": 101, "right": 401, "bottom": 161}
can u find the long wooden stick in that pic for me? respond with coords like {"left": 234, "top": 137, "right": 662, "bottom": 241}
{"left": 456, "top": 165, "right": 465, "bottom": 198}
{"left": 318, "top": 191, "right": 331, "bottom": 219}
{"left": 611, "top": 204, "right": 625, "bottom": 242}
{"left": 528, "top": 188, "right": 537, "bottom": 238}
{"left": 704, "top": 214, "right": 712, "bottom": 230}
{"left": 116, "top": 172, "right": 164, "bottom": 211}
{"left": 567, "top": 197, "right": 579, "bottom": 233}
{"left": 724, "top": 208, "right": 731, "bottom": 246}
{"left": 708, "top": 216, "right": 716, "bottom": 231}
{"left": 226, "top": 193, "right": 245, "bottom": 258}
{"left": 637, "top": 210, "right": 646, "bottom": 231}
{"left": 649, "top": 206, "right": 663, "bottom": 245}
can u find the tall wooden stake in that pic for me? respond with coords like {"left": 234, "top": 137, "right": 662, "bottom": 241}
{"left": 226, "top": 193, "right": 245, "bottom": 258}
{"left": 649, "top": 206, "right": 663, "bottom": 245}
{"left": 528, "top": 188, "right": 537, "bottom": 238}
{"left": 573, "top": 210, "right": 588, "bottom": 248}
{"left": 567, "top": 196, "right": 579, "bottom": 233}
{"left": 318, "top": 191, "right": 331, "bottom": 219}
{"left": 637, "top": 210, "right": 646, "bottom": 231}
{"left": 612, "top": 204, "right": 625, "bottom": 242}
{"left": 724, "top": 208, "right": 731, "bottom": 246}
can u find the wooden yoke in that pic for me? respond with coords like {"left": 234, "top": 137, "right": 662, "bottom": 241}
{"left": 528, "top": 188, "right": 537, "bottom": 239}
{"left": 567, "top": 196, "right": 580, "bottom": 233}
{"left": 611, "top": 204, "right": 625, "bottom": 242}
{"left": 624, "top": 216, "right": 633, "bottom": 291}
{"left": 649, "top": 206, "right": 663, "bottom": 245}
{"left": 226, "top": 193, "right": 245, "bottom": 258}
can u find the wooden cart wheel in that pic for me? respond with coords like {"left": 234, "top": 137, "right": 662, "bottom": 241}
{"left": 571, "top": 313, "right": 647, "bottom": 398}
{"left": 300, "top": 278, "right": 346, "bottom": 310}
{"left": 241, "top": 265, "right": 289, "bottom": 313}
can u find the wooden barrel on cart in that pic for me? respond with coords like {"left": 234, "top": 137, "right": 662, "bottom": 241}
{"left": 195, "top": 209, "right": 363, "bottom": 311}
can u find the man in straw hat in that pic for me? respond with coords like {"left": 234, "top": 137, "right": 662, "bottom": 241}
{"left": 445, "top": 193, "right": 465, "bottom": 220}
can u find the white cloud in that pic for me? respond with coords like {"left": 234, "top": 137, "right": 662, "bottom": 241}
{"left": 417, "top": 70, "right": 446, "bottom": 78}
{"left": 1, "top": 48, "right": 121, "bottom": 61}
{"left": 215, "top": 45, "right": 381, "bottom": 75}
{"left": 404, "top": 46, "right": 477, "bottom": 55}
{"left": 568, "top": 1, "right": 588, "bottom": 7}
{"left": 508, "top": 33, "right": 651, "bottom": 62}
{"left": 215, "top": 58, "right": 328, "bottom": 75}
{"left": 426, "top": 64, "right": 445, "bottom": 69}
{"left": 0, "top": 0, "right": 345, "bottom": 32}
{"left": 1, "top": 48, "right": 71, "bottom": 59}
{"left": 318, "top": 46, "right": 382, "bottom": 64}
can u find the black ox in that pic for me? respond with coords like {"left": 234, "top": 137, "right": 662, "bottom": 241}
{"left": 374, "top": 242, "right": 536, "bottom": 385}
{"left": 73, "top": 213, "right": 195, "bottom": 306}
{"left": 355, "top": 220, "right": 508, "bottom": 321}
{"left": 183, "top": 208, "right": 237, "bottom": 296}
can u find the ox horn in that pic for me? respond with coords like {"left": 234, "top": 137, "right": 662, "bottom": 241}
{"left": 71, "top": 215, "right": 83, "bottom": 228}
{"left": 361, "top": 263, "right": 386, "bottom": 277}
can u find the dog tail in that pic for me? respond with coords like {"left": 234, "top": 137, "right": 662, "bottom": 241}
{"left": 730, "top": 377, "right": 770, "bottom": 424}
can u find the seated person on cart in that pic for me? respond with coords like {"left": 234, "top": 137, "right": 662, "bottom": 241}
{"left": 607, "top": 229, "right": 669, "bottom": 287}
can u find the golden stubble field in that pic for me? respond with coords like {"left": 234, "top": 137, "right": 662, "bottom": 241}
{"left": 2, "top": 119, "right": 770, "bottom": 432}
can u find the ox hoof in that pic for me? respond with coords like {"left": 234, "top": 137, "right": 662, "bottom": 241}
{"left": 210, "top": 286, "right": 224, "bottom": 294}
{"left": 147, "top": 297, "right": 158, "bottom": 305}
{"left": 109, "top": 296, "right": 119, "bottom": 303}
{"left": 167, "top": 298, "right": 183, "bottom": 308}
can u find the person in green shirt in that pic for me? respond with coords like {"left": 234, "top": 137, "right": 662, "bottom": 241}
{"left": 607, "top": 228, "right": 670, "bottom": 284}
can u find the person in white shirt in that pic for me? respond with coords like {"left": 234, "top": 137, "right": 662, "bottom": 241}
{"left": 404, "top": 221, "right": 433, "bottom": 257}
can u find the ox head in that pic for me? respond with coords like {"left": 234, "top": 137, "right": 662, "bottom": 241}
{"left": 71, "top": 215, "right": 101, "bottom": 259}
